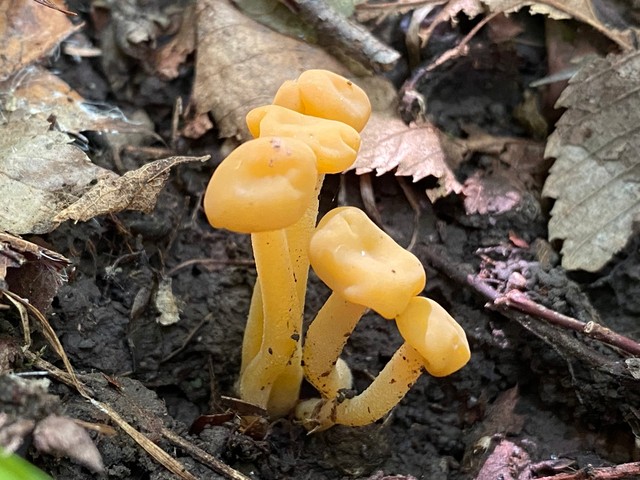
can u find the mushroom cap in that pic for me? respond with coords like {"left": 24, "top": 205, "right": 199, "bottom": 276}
{"left": 204, "top": 136, "right": 318, "bottom": 233}
{"left": 309, "top": 206, "right": 426, "bottom": 319}
{"left": 395, "top": 297, "right": 470, "bottom": 377}
{"left": 273, "top": 69, "right": 371, "bottom": 132}
{"left": 246, "top": 105, "right": 361, "bottom": 174}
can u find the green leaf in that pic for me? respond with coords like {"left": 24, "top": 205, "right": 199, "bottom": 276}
{"left": 0, "top": 449, "right": 51, "bottom": 480}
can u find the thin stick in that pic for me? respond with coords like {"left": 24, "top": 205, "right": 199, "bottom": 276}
{"left": 167, "top": 258, "right": 255, "bottom": 276}
{"left": 495, "top": 290, "right": 640, "bottom": 357}
{"left": 283, "top": 0, "right": 401, "bottom": 72}
{"left": 161, "top": 427, "right": 251, "bottom": 480}
{"left": 534, "top": 461, "right": 640, "bottom": 480}
{"left": 161, "top": 314, "right": 211, "bottom": 364}
{"left": 420, "top": 245, "right": 638, "bottom": 369}
{"left": 396, "top": 176, "right": 421, "bottom": 252}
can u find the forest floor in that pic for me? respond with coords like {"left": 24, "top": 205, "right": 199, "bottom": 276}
{"left": 1, "top": 1, "right": 640, "bottom": 479}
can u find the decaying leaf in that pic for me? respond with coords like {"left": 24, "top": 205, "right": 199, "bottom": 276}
{"left": 543, "top": 51, "right": 640, "bottom": 271}
{"left": 0, "top": 233, "right": 71, "bottom": 312}
{"left": 475, "top": 439, "right": 530, "bottom": 480}
{"left": 0, "top": 0, "right": 79, "bottom": 80}
{"left": 0, "top": 414, "right": 35, "bottom": 454}
{"left": 462, "top": 169, "right": 524, "bottom": 216}
{"left": 54, "top": 155, "right": 210, "bottom": 223}
{"left": 482, "top": 0, "right": 636, "bottom": 50}
{"left": 1, "top": 66, "right": 148, "bottom": 135}
{"left": 355, "top": 113, "right": 465, "bottom": 201}
{"left": 33, "top": 415, "right": 104, "bottom": 473}
{"left": 154, "top": 4, "right": 197, "bottom": 80}
{"left": 0, "top": 116, "right": 109, "bottom": 234}
{"left": 187, "top": 0, "right": 351, "bottom": 139}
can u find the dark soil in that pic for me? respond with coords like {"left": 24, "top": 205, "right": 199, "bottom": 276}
{"left": 2, "top": 3, "right": 639, "bottom": 480}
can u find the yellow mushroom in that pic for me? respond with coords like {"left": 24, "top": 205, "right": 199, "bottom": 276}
{"left": 239, "top": 71, "right": 371, "bottom": 416}
{"left": 303, "top": 207, "right": 426, "bottom": 398}
{"left": 246, "top": 104, "right": 361, "bottom": 174}
{"left": 273, "top": 69, "right": 371, "bottom": 132}
{"left": 203, "top": 136, "right": 318, "bottom": 411}
{"left": 307, "top": 296, "right": 471, "bottom": 431}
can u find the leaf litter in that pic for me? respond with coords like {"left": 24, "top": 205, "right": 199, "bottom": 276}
{"left": 543, "top": 51, "right": 640, "bottom": 271}
{"left": 3, "top": 0, "right": 640, "bottom": 478}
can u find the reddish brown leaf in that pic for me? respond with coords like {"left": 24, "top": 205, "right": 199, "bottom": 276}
{"left": 355, "top": 114, "right": 465, "bottom": 201}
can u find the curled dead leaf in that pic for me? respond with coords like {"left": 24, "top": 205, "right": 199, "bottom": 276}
{"left": 0, "top": 232, "right": 71, "bottom": 312}
{"left": 0, "top": 116, "right": 109, "bottom": 234}
{"left": 54, "top": 155, "right": 210, "bottom": 223}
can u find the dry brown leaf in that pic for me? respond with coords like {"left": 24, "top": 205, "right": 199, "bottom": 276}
{"left": 355, "top": 113, "right": 465, "bottom": 201}
{"left": 482, "top": 0, "right": 635, "bottom": 50}
{"left": 1, "top": 66, "right": 149, "bottom": 135}
{"left": 187, "top": 0, "right": 352, "bottom": 139}
{"left": 0, "top": 232, "right": 71, "bottom": 312}
{"left": 153, "top": 4, "right": 197, "bottom": 80}
{"left": 33, "top": 415, "right": 104, "bottom": 473}
{"left": 543, "top": 51, "right": 640, "bottom": 271}
{"left": 0, "top": 116, "right": 109, "bottom": 234}
{"left": 0, "top": 0, "right": 79, "bottom": 80}
{"left": 54, "top": 155, "right": 210, "bottom": 223}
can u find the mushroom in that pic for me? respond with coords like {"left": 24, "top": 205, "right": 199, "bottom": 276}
{"left": 243, "top": 79, "right": 370, "bottom": 414}
{"left": 303, "top": 207, "right": 426, "bottom": 398}
{"left": 246, "top": 104, "right": 361, "bottom": 174}
{"left": 203, "top": 136, "right": 318, "bottom": 411}
{"left": 273, "top": 69, "right": 371, "bottom": 132}
{"left": 307, "top": 296, "right": 471, "bottom": 431}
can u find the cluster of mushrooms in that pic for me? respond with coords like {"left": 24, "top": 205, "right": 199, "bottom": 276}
{"left": 203, "top": 70, "right": 471, "bottom": 432}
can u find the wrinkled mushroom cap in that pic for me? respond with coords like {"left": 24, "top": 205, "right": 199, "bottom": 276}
{"left": 246, "top": 105, "right": 361, "bottom": 174}
{"left": 309, "top": 206, "right": 426, "bottom": 319}
{"left": 273, "top": 70, "right": 371, "bottom": 132}
{"left": 204, "top": 136, "right": 318, "bottom": 233}
{"left": 395, "top": 297, "right": 470, "bottom": 377}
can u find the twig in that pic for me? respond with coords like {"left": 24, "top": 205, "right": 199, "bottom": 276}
{"left": 420, "top": 245, "right": 630, "bottom": 377}
{"left": 161, "top": 427, "right": 252, "bottom": 480}
{"left": 283, "top": 0, "right": 401, "bottom": 72}
{"left": 32, "top": 0, "right": 76, "bottom": 15}
{"left": 160, "top": 314, "right": 211, "bottom": 364}
{"left": 396, "top": 176, "right": 421, "bottom": 252}
{"left": 404, "top": 10, "right": 501, "bottom": 91}
{"left": 419, "top": 245, "right": 640, "bottom": 358}
{"left": 359, "top": 173, "right": 384, "bottom": 227}
{"left": 534, "top": 461, "right": 640, "bottom": 480}
{"left": 24, "top": 352, "right": 199, "bottom": 480}
{"left": 167, "top": 258, "right": 255, "bottom": 276}
{"left": 496, "top": 290, "right": 640, "bottom": 357}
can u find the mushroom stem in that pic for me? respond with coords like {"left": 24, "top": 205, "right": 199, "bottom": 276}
{"left": 239, "top": 230, "right": 300, "bottom": 408}
{"left": 311, "top": 342, "right": 425, "bottom": 431}
{"left": 239, "top": 176, "right": 325, "bottom": 415}
{"left": 267, "top": 175, "right": 324, "bottom": 415}
{"left": 240, "top": 281, "right": 264, "bottom": 377}
{"left": 303, "top": 291, "right": 367, "bottom": 397}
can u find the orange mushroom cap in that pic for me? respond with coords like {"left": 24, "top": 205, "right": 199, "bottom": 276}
{"left": 203, "top": 136, "right": 318, "bottom": 233}
{"left": 246, "top": 105, "right": 361, "bottom": 174}
{"left": 273, "top": 70, "right": 371, "bottom": 132}
{"left": 309, "top": 207, "right": 426, "bottom": 319}
{"left": 395, "top": 297, "right": 470, "bottom": 377}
